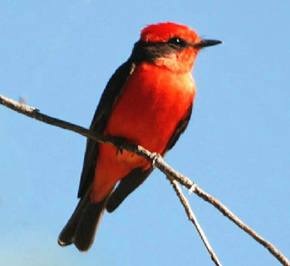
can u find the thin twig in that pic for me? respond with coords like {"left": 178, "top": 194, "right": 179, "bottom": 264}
{"left": 192, "top": 185, "right": 290, "bottom": 266}
{"left": 167, "top": 175, "right": 222, "bottom": 266}
{"left": 0, "top": 94, "right": 289, "bottom": 266}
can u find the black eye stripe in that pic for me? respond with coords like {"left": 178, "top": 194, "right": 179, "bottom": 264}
{"left": 167, "top": 37, "right": 188, "bottom": 48}
{"left": 130, "top": 38, "right": 189, "bottom": 64}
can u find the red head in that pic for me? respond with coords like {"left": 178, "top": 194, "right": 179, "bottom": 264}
{"left": 141, "top": 22, "right": 200, "bottom": 44}
{"left": 130, "top": 22, "right": 221, "bottom": 73}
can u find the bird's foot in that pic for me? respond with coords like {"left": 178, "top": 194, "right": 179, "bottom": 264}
{"left": 150, "top": 152, "right": 161, "bottom": 168}
{"left": 115, "top": 137, "right": 127, "bottom": 155}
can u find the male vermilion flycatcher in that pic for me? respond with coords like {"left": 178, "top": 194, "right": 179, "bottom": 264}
{"left": 58, "top": 22, "right": 221, "bottom": 251}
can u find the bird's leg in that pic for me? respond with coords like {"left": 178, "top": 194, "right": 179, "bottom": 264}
{"left": 149, "top": 152, "right": 161, "bottom": 168}
{"left": 114, "top": 137, "right": 127, "bottom": 155}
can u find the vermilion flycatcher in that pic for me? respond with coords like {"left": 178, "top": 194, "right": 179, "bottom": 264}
{"left": 58, "top": 22, "right": 221, "bottom": 251}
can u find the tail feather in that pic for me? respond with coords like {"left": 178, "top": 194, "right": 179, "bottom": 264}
{"left": 58, "top": 194, "right": 90, "bottom": 247}
{"left": 74, "top": 200, "right": 107, "bottom": 251}
{"left": 58, "top": 192, "right": 109, "bottom": 252}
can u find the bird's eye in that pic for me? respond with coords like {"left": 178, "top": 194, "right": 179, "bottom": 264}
{"left": 167, "top": 37, "right": 187, "bottom": 48}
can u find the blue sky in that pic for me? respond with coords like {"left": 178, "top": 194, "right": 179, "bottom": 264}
{"left": 0, "top": 1, "right": 289, "bottom": 265}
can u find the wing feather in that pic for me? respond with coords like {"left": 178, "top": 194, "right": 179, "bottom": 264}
{"left": 77, "top": 61, "right": 136, "bottom": 198}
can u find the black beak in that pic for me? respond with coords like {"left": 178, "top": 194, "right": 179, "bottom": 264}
{"left": 192, "top": 39, "right": 222, "bottom": 48}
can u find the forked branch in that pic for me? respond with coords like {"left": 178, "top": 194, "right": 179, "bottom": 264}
{"left": 167, "top": 175, "right": 222, "bottom": 266}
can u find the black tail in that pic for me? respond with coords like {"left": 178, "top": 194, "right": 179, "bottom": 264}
{"left": 58, "top": 192, "right": 108, "bottom": 252}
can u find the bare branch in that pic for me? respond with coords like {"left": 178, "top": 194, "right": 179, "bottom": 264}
{"left": 0, "top": 93, "right": 289, "bottom": 266}
{"left": 167, "top": 175, "right": 222, "bottom": 266}
{"left": 192, "top": 185, "right": 290, "bottom": 266}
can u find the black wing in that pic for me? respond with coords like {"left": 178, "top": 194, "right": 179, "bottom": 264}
{"left": 106, "top": 104, "right": 193, "bottom": 212}
{"left": 106, "top": 167, "right": 154, "bottom": 212}
{"left": 77, "top": 61, "right": 136, "bottom": 198}
{"left": 163, "top": 104, "right": 193, "bottom": 153}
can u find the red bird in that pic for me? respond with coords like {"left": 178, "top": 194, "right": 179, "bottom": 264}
{"left": 58, "top": 22, "right": 221, "bottom": 251}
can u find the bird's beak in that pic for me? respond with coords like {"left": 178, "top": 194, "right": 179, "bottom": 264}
{"left": 192, "top": 39, "right": 222, "bottom": 48}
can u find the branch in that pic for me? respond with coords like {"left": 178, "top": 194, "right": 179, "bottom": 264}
{"left": 192, "top": 185, "right": 289, "bottom": 266}
{"left": 0, "top": 94, "right": 289, "bottom": 266}
{"left": 167, "top": 175, "right": 222, "bottom": 266}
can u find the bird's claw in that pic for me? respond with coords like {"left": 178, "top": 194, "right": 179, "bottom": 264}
{"left": 115, "top": 137, "right": 126, "bottom": 155}
{"left": 150, "top": 152, "right": 160, "bottom": 168}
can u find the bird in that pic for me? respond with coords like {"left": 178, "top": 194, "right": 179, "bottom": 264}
{"left": 58, "top": 22, "right": 221, "bottom": 252}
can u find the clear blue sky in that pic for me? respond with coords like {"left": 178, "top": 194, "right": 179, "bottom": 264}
{"left": 0, "top": 1, "right": 289, "bottom": 265}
